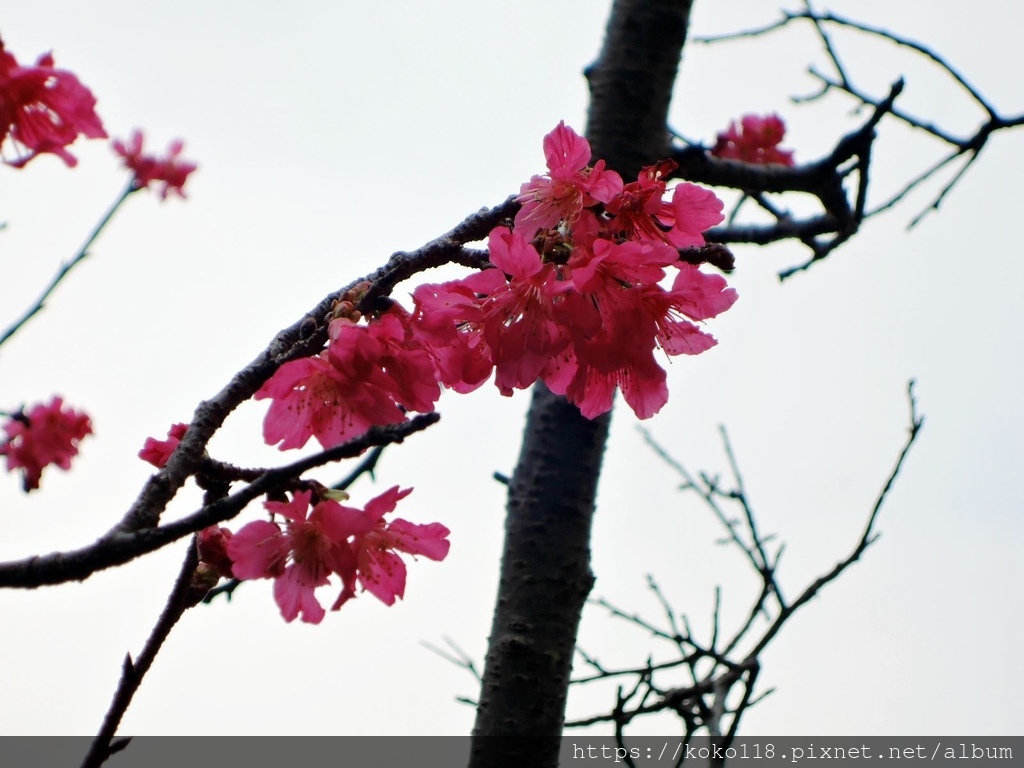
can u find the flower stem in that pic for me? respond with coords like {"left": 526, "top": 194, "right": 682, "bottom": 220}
{"left": 0, "top": 177, "right": 137, "bottom": 350}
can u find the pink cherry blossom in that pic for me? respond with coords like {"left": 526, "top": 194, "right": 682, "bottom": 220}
{"left": 138, "top": 422, "right": 189, "bottom": 468}
{"left": 664, "top": 262, "right": 739, "bottom": 322}
{"left": 515, "top": 121, "right": 623, "bottom": 239}
{"left": 0, "top": 396, "right": 92, "bottom": 491}
{"left": 412, "top": 227, "right": 576, "bottom": 397}
{"left": 336, "top": 305, "right": 440, "bottom": 414}
{"left": 602, "top": 160, "right": 678, "bottom": 245}
{"left": 711, "top": 114, "right": 795, "bottom": 166}
{"left": 602, "top": 163, "right": 725, "bottom": 249}
{"left": 545, "top": 337, "right": 670, "bottom": 420}
{"left": 411, "top": 274, "right": 499, "bottom": 394}
{"left": 224, "top": 487, "right": 449, "bottom": 622}
{"left": 659, "top": 182, "right": 725, "bottom": 249}
{"left": 329, "top": 486, "right": 450, "bottom": 610}
{"left": 0, "top": 40, "right": 106, "bottom": 168}
{"left": 228, "top": 490, "right": 357, "bottom": 624}
{"left": 479, "top": 227, "right": 575, "bottom": 395}
{"left": 112, "top": 129, "right": 197, "bottom": 199}
{"left": 258, "top": 308, "right": 447, "bottom": 453}
{"left": 256, "top": 351, "right": 406, "bottom": 452}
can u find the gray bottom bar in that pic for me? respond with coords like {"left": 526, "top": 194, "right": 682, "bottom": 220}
{"left": 0, "top": 736, "right": 1018, "bottom": 767}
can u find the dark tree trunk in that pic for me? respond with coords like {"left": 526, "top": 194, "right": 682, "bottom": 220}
{"left": 469, "top": 2, "right": 696, "bottom": 767}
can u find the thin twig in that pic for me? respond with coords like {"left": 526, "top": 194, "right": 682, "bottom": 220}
{"left": 333, "top": 444, "right": 386, "bottom": 491}
{"left": 0, "top": 180, "right": 135, "bottom": 349}
{"left": 748, "top": 380, "right": 924, "bottom": 657}
{"left": 688, "top": 7, "right": 1024, "bottom": 273}
{"left": 80, "top": 539, "right": 200, "bottom": 768}
{"left": 421, "top": 635, "right": 483, "bottom": 683}
{"left": 569, "top": 382, "right": 925, "bottom": 738}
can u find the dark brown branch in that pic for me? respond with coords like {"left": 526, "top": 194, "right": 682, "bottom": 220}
{"left": 0, "top": 181, "right": 135, "bottom": 350}
{"left": 80, "top": 539, "right": 200, "bottom": 768}
{"left": 671, "top": 81, "right": 903, "bottom": 279}
{"left": 567, "top": 382, "right": 924, "bottom": 740}
{"left": 747, "top": 380, "right": 924, "bottom": 657}
{"left": 1, "top": 194, "right": 512, "bottom": 589}
{"left": 685, "top": 7, "right": 1023, "bottom": 274}
{"left": 106, "top": 196, "right": 513, "bottom": 542}
{"left": 0, "top": 415, "right": 438, "bottom": 588}
{"left": 332, "top": 444, "right": 386, "bottom": 491}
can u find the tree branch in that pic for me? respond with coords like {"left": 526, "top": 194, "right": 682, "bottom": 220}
{"left": 0, "top": 415, "right": 438, "bottom": 588}
{"left": 683, "top": 6, "right": 1024, "bottom": 276}
{"left": 79, "top": 539, "right": 201, "bottom": 768}
{"left": 567, "top": 382, "right": 924, "bottom": 743}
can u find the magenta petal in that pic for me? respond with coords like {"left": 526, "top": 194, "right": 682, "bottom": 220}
{"left": 542, "top": 121, "right": 592, "bottom": 173}
{"left": 273, "top": 567, "right": 326, "bottom": 624}
{"left": 359, "top": 548, "right": 408, "bottom": 606}
{"left": 228, "top": 520, "right": 287, "bottom": 580}
{"left": 385, "top": 519, "right": 451, "bottom": 560}
{"left": 363, "top": 486, "right": 413, "bottom": 521}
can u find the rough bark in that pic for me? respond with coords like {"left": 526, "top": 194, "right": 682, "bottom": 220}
{"left": 469, "top": 2, "right": 696, "bottom": 766}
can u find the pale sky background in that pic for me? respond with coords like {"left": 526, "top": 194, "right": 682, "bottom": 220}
{"left": 1, "top": 0, "right": 1021, "bottom": 738}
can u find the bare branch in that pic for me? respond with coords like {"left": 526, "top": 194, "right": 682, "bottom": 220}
{"left": 569, "top": 382, "right": 924, "bottom": 741}
{"left": 421, "top": 635, "right": 483, "bottom": 684}
{"left": 686, "top": 7, "right": 1024, "bottom": 274}
{"left": 80, "top": 539, "right": 200, "bottom": 768}
{"left": 0, "top": 415, "right": 439, "bottom": 588}
{"left": 0, "top": 181, "right": 135, "bottom": 350}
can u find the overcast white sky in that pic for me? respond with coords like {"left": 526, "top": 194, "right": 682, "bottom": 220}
{"left": 1, "top": 0, "right": 1022, "bottom": 739}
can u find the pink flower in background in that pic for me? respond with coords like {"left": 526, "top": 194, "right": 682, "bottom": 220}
{"left": 710, "top": 114, "right": 795, "bottom": 166}
{"left": 112, "top": 129, "right": 197, "bottom": 199}
{"left": 138, "top": 422, "right": 188, "bottom": 468}
{"left": 0, "top": 40, "right": 106, "bottom": 168}
{"left": 0, "top": 396, "right": 93, "bottom": 491}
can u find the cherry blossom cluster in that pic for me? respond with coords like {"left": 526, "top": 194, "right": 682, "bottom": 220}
{"left": 205, "top": 123, "right": 738, "bottom": 622}
{"left": 257, "top": 285, "right": 440, "bottom": 452}
{"left": 113, "top": 129, "right": 197, "bottom": 199}
{"left": 0, "top": 397, "right": 92, "bottom": 491}
{"left": 256, "top": 122, "right": 738, "bottom": 450}
{"left": 412, "top": 122, "right": 738, "bottom": 419}
{"left": 1, "top": 37, "right": 196, "bottom": 493}
{"left": 198, "top": 487, "right": 450, "bottom": 624}
{"left": 0, "top": 38, "right": 106, "bottom": 167}
{"left": 711, "top": 113, "right": 795, "bottom": 167}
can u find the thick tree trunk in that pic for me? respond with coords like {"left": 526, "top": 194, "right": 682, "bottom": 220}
{"left": 469, "top": 3, "right": 695, "bottom": 767}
